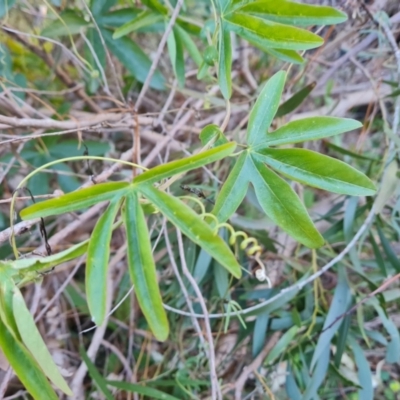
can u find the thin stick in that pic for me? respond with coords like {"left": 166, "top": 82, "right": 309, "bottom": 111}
{"left": 175, "top": 229, "right": 221, "bottom": 400}
{"left": 135, "top": 0, "right": 185, "bottom": 111}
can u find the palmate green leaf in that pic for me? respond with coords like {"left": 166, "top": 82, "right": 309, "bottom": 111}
{"left": 255, "top": 116, "right": 362, "bottom": 147}
{"left": 167, "top": 26, "right": 185, "bottom": 88}
{"left": 112, "top": 10, "right": 164, "bottom": 39}
{"left": 264, "top": 48, "right": 304, "bottom": 64}
{"left": 247, "top": 71, "right": 286, "bottom": 146}
{"left": 248, "top": 155, "right": 324, "bottom": 248}
{"left": 235, "top": 1, "right": 347, "bottom": 26}
{"left": 255, "top": 148, "right": 376, "bottom": 196}
{"left": 20, "top": 182, "right": 129, "bottom": 220}
{"left": 212, "top": 152, "right": 250, "bottom": 222}
{"left": 86, "top": 198, "right": 122, "bottom": 326}
{"left": 102, "top": 28, "right": 165, "bottom": 90}
{"left": 123, "top": 191, "right": 169, "bottom": 341}
{"left": 224, "top": 13, "right": 323, "bottom": 50}
{"left": 218, "top": 19, "right": 232, "bottom": 100}
{"left": 139, "top": 184, "right": 242, "bottom": 278}
{"left": 275, "top": 82, "right": 316, "bottom": 117}
{"left": 0, "top": 309, "right": 58, "bottom": 400}
{"left": 12, "top": 287, "right": 72, "bottom": 396}
{"left": 134, "top": 142, "right": 236, "bottom": 185}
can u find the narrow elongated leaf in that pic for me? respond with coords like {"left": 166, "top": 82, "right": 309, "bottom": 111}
{"left": 349, "top": 337, "right": 373, "bottom": 400}
{"left": 377, "top": 225, "right": 400, "bottom": 272}
{"left": 0, "top": 317, "right": 58, "bottom": 400}
{"left": 310, "top": 268, "right": 351, "bottom": 371}
{"left": 248, "top": 156, "right": 324, "bottom": 248}
{"left": 102, "top": 28, "right": 165, "bottom": 90}
{"left": 139, "top": 185, "right": 242, "bottom": 278}
{"left": 174, "top": 25, "right": 202, "bottom": 67}
{"left": 106, "top": 380, "right": 181, "bottom": 400}
{"left": 265, "top": 48, "right": 304, "bottom": 64}
{"left": 123, "top": 191, "right": 169, "bottom": 341}
{"left": 276, "top": 82, "right": 316, "bottom": 117}
{"left": 113, "top": 11, "right": 163, "bottom": 38}
{"left": 167, "top": 26, "right": 185, "bottom": 88}
{"left": 86, "top": 199, "right": 122, "bottom": 326}
{"left": 224, "top": 13, "right": 324, "bottom": 50}
{"left": 247, "top": 71, "right": 286, "bottom": 146}
{"left": 134, "top": 142, "right": 236, "bottom": 185}
{"left": 20, "top": 182, "right": 129, "bottom": 219}
{"left": 255, "top": 117, "right": 362, "bottom": 147}
{"left": 91, "top": 0, "right": 117, "bottom": 16}
{"left": 265, "top": 326, "right": 299, "bottom": 364}
{"left": 303, "top": 345, "right": 330, "bottom": 400}
{"left": 80, "top": 347, "right": 114, "bottom": 400}
{"left": 235, "top": 1, "right": 347, "bottom": 26}
{"left": 41, "top": 10, "right": 88, "bottom": 38}
{"left": 218, "top": 19, "right": 232, "bottom": 100}
{"left": 13, "top": 288, "right": 72, "bottom": 395}
{"left": 256, "top": 148, "right": 376, "bottom": 196}
{"left": 212, "top": 152, "right": 250, "bottom": 222}
{"left": 11, "top": 240, "right": 88, "bottom": 275}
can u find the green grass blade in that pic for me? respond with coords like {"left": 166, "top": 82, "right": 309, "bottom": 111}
{"left": 256, "top": 148, "right": 376, "bottom": 196}
{"left": 106, "top": 380, "right": 181, "bottom": 400}
{"left": 247, "top": 71, "right": 286, "bottom": 146}
{"left": 248, "top": 155, "right": 324, "bottom": 248}
{"left": 123, "top": 191, "right": 169, "bottom": 341}
{"left": 140, "top": 184, "right": 242, "bottom": 278}
{"left": 218, "top": 19, "right": 232, "bottom": 100}
{"left": 20, "top": 182, "right": 129, "bottom": 219}
{"left": 134, "top": 142, "right": 236, "bottom": 185}
{"left": 80, "top": 347, "right": 114, "bottom": 400}
{"left": 86, "top": 198, "right": 122, "bottom": 326}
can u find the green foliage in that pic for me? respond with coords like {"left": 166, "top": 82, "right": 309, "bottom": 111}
{"left": 1, "top": 1, "right": 387, "bottom": 399}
